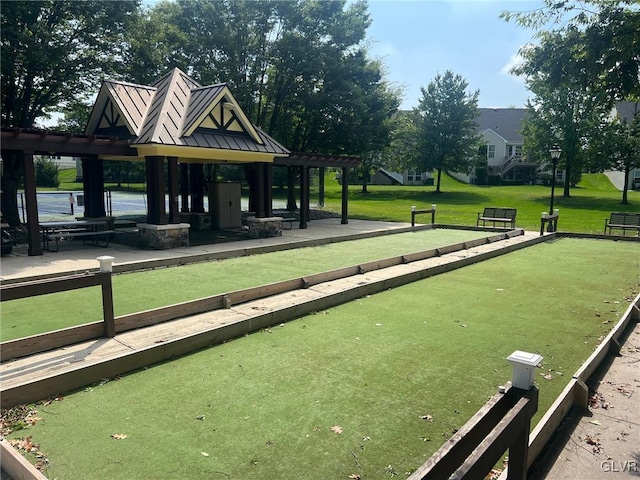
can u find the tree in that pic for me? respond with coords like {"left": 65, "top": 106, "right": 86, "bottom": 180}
{"left": 0, "top": 0, "right": 139, "bottom": 225}
{"left": 512, "top": 30, "right": 611, "bottom": 197}
{"left": 379, "top": 110, "right": 421, "bottom": 175}
{"left": 414, "top": 71, "right": 481, "bottom": 193}
{"left": 501, "top": 1, "right": 640, "bottom": 106}
{"left": 596, "top": 103, "right": 640, "bottom": 204}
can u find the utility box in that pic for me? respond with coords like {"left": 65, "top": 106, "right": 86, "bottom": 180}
{"left": 209, "top": 182, "right": 242, "bottom": 229}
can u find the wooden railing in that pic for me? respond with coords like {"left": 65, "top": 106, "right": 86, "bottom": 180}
{"left": 409, "top": 384, "right": 538, "bottom": 480}
{"left": 0, "top": 271, "right": 115, "bottom": 338}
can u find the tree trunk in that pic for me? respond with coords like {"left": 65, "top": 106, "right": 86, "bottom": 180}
{"left": 435, "top": 167, "right": 443, "bottom": 193}
{"left": 621, "top": 163, "right": 630, "bottom": 205}
{"left": 563, "top": 156, "right": 571, "bottom": 198}
{"left": 361, "top": 174, "right": 368, "bottom": 194}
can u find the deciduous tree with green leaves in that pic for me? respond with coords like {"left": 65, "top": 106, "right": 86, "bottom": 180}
{"left": 414, "top": 71, "right": 481, "bottom": 194}
{"left": 0, "top": 0, "right": 139, "bottom": 225}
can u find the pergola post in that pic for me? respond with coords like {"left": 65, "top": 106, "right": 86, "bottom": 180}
{"left": 167, "top": 156, "right": 180, "bottom": 224}
{"left": 145, "top": 155, "right": 168, "bottom": 225}
{"left": 286, "top": 166, "right": 297, "bottom": 212}
{"left": 318, "top": 167, "right": 325, "bottom": 207}
{"left": 341, "top": 166, "right": 349, "bottom": 225}
{"left": 22, "top": 150, "right": 43, "bottom": 256}
{"left": 81, "top": 155, "right": 106, "bottom": 218}
{"left": 299, "top": 166, "right": 309, "bottom": 229}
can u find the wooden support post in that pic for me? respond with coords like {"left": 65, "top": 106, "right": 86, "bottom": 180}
{"left": 318, "top": 167, "right": 325, "bottom": 206}
{"left": 145, "top": 156, "right": 168, "bottom": 225}
{"left": 167, "top": 157, "right": 180, "bottom": 223}
{"left": 341, "top": 166, "right": 349, "bottom": 225}
{"left": 190, "top": 163, "right": 205, "bottom": 213}
{"left": 82, "top": 155, "right": 106, "bottom": 218}
{"left": 180, "top": 163, "right": 190, "bottom": 212}
{"left": 299, "top": 166, "right": 309, "bottom": 229}
{"left": 101, "top": 273, "right": 115, "bottom": 338}
{"left": 264, "top": 163, "right": 273, "bottom": 218}
{"left": 22, "top": 150, "right": 43, "bottom": 256}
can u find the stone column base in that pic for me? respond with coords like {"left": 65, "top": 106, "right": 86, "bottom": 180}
{"left": 179, "top": 212, "right": 211, "bottom": 230}
{"left": 246, "top": 217, "right": 283, "bottom": 239}
{"left": 137, "top": 223, "right": 190, "bottom": 249}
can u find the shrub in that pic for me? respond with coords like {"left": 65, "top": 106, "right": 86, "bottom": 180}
{"left": 35, "top": 157, "right": 59, "bottom": 188}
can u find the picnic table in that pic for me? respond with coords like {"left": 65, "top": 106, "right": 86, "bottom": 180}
{"left": 40, "top": 219, "right": 113, "bottom": 252}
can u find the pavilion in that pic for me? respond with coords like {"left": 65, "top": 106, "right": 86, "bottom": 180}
{"left": 1, "top": 68, "right": 359, "bottom": 255}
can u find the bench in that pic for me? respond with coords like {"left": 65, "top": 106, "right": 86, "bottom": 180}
{"left": 44, "top": 230, "right": 114, "bottom": 252}
{"left": 604, "top": 212, "right": 640, "bottom": 236}
{"left": 477, "top": 207, "right": 517, "bottom": 229}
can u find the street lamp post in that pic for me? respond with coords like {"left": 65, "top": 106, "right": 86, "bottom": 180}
{"left": 548, "top": 145, "right": 562, "bottom": 232}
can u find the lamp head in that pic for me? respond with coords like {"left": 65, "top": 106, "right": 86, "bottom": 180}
{"left": 549, "top": 145, "right": 562, "bottom": 161}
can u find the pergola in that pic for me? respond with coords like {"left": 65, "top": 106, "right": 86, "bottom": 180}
{"left": 0, "top": 68, "right": 359, "bottom": 256}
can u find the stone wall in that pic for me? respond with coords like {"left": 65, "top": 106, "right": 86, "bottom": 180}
{"left": 246, "top": 217, "right": 283, "bottom": 239}
{"left": 137, "top": 223, "right": 190, "bottom": 249}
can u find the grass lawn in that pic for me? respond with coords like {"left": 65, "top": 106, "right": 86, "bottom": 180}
{"left": 1, "top": 229, "right": 490, "bottom": 341}
{"left": 316, "top": 173, "right": 640, "bottom": 234}
{"left": 53, "top": 169, "right": 639, "bottom": 234}
{"left": 7, "top": 238, "right": 639, "bottom": 479}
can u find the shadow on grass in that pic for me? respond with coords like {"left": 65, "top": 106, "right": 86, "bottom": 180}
{"left": 343, "top": 189, "right": 492, "bottom": 206}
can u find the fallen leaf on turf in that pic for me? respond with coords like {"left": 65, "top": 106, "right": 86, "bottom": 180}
{"left": 349, "top": 475, "right": 361, "bottom": 479}
{"left": 331, "top": 425, "right": 343, "bottom": 434}
{"left": 542, "top": 373, "right": 553, "bottom": 380}
{"left": 200, "top": 452, "right": 209, "bottom": 457}
{"left": 195, "top": 415, "right": 205, "bottom": 420}
{"left": 111, "top": 434, "right": 127, "bottom": 440}
{"left": 420, "top": 414, "right": 434, "bottom": 421}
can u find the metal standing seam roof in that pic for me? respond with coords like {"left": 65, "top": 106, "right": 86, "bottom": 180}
{"left": 86, "top": 67, "right": 290, "bottom": 157}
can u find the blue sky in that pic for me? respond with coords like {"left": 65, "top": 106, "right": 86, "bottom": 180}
{"left": 364, "top": 1, "right": 543, "bottom": 110}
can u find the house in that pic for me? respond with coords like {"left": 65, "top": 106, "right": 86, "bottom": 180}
{"left": 614, "top": 101, "right": 640, "bottom": 191}
{"left": 369, "top": 168, "right": 433, "bottom": 186}
{"left": 452, "top": 108, "right": 539, "bottom": 185}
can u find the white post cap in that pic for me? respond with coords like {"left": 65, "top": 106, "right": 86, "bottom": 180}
{"left": 96, "top": 255, "right": 115, "bottom": 273}
{"left": 507, "top": 350, "right": 543, "bottom": 390}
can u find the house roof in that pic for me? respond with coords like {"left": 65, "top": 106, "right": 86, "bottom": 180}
{"left": 614, "top": 101, "right": 640, "bottom": 123}
{"left": 85, "top": 67, "right": 289, "bottom": 163}
{"left": 477, "top": 108, "right": 526, "bottom": 143}
{"left": 378, "top": 168, "right": 403, "bottom": 184}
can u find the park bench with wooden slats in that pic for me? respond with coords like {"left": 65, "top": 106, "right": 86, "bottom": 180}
{"left": 604, "top": 212, "right": 640, "bottom": 236}
{"left": 477, "top": 207, "right": 517, "bottom": 229}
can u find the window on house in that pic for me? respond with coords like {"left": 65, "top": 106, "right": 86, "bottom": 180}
{"left": 514, "top": 146, "right": 522, "bottom": 157}
{"left": 407, "top": 172, "right": 414, "bottom": 181}
{"left": 414, "top": 171, "right": 422, "bottom": 182}
{"left": 488, "top": 145, "right": 495, "bottom": 158}
{"left": 556, "top": 170, "right": 563, "bottom": 181}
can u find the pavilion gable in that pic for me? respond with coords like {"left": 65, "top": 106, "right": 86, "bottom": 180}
{"left": 85, "top": 81, "right": 156, "bottom": 138}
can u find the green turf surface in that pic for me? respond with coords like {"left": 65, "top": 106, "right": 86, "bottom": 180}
{"left": 9, "top": 238, "right": 639, "bottom": 479}
{"left": 1, "top": 229, "right": 489, "bottom": 341}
